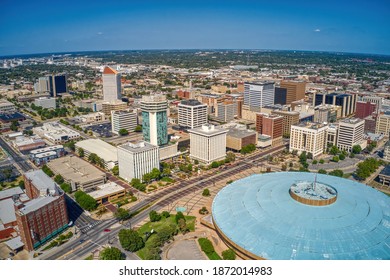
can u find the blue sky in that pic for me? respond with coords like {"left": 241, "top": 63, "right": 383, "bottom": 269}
{"left": 1, "top": 0, "right": 389, "bottom": 56}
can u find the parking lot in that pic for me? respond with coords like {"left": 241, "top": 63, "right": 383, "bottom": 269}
{"left": 84, "top": 122, "right": 113, "bottom": 138}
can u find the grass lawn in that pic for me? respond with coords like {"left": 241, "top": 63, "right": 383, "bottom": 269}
{"left": 136, "top": 215, "right": 195, "bottom": 260}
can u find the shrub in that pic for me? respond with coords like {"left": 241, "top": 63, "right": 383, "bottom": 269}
{"left": 222, "top": 249, "right": 236, "bottom": 260}
{"left": 202, "top": 188, "right": 210, "bottom": 197}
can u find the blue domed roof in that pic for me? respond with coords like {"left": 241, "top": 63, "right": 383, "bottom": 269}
{"left": 212, "top": 172, "right": 390, "bottom": 260}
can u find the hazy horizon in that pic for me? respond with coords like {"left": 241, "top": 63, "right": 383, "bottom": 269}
{"left": 1, "top": 0, "right": 389, "bottom": 56}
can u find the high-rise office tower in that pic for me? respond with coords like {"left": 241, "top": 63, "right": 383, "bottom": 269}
{"left": 36, "top": 74, "right": 68, "bottom": 97}
{"left": 52, "top": 74, "right": 68, "bottom": 96}
{"left": 279, "top": 80, "right": 306, "bottom": 104}
{"left": 313, "top": 92, "right": 357, "bottom": 118}
{"left": 102, "top": 66, "right": 121, "bottom": 102}
{"left": 178, "top": 99, "right": 208, "bottom": 129}
{"left": 141, "top": 95, "right": 168, "bottom": 146}
{"left": 244, "top": 81, "right": 275, "bottom": 111}
{"left": 337, "top": 118, "right": 365, "bottom": 152}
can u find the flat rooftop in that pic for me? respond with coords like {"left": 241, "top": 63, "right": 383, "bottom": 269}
{"left": 179, "top": 99, "right": 205, "bottom": 107}
{"left": 0, "top": 198, "right": 16, "bottom": 224}
{"left": 340, "top": 118, "right": 364, "bottom": 124}
{"left": 88, "top": 182, "right": 125, "bottom": 199}
{"left": 75, "top": 139, "right": 118, "bottom": 163}
{"left": 227, "top": 127, "right": 257, "bottom": 139}
{"left": 24, "top": 170, "right": 57, "bottom": 192}
{"left": 118, "top": 141, "right": 157, "bottom": 153}
{"left": 47, "top": 156, "right": 106, "bottom": 185}
{"left": 0, "top": 187, "right": 24, "bottom": 201}
{"left": 18, "top": 195, "right": 58, "bottom": 215}
{"left": 293, "top": 122, "right": 327, "bottom": 130}
{"left": 188, "top": 124, "right": 228, "bottom": 136}
{"left": 30, "top": 145, "right": 63, "bottom": 155}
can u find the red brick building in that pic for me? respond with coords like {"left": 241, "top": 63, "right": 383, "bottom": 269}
{"left": 16, "top": 170, "right": 69, "bottom": 251}
{"left": 256, "top": 113, "right": 283, "bottom": 146}
{"left": 355, "top": 101, "right": 376, "bottom": 119}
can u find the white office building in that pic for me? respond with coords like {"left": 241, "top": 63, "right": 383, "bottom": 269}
{"left": 244, "top": 81, "right": 275, "bottom": 110}
{"left": 289, "top": 122, "right": 328, "bottom": 158}
{"left": 178, "top": 99, "right": 208, "bottom": 129}
{"left": 189, "top": 124, "right": 228, "bottom": 165}
{"left": 34, "top": 97, "right": 56, "bottom": 109}
{"left": 102, "top": 66, "right": 121, "bottom": 102}
{"left": 337, "top": 118, "right": 366, "bottom": 152}
{"left": 111, "top": 110, "right": 138, "bottom": 134}
{"left": 117, "top": 141, "right": 159, "bottom": 181}
{"left": 33, "top": 122, "right": 80, "bottom": 144}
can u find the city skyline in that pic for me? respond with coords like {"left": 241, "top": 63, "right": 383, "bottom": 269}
{"left": 1, "top": 0, "right": 389, "bottom": 56}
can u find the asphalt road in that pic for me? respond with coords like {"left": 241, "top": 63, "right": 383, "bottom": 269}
{"left": 0, "top": 136, "right": 34, "bottom": 172}
{"left": 41, "top": 144, "right": 286, "bottom": 260}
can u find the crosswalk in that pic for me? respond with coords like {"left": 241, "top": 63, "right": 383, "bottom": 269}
{"left": 78, "top": 220, "right": 103, "bottom": 234}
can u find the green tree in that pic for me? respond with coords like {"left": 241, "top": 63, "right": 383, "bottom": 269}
{"left": 318, "top": 169, "right": 327, "bottom": 174}
{"left": 178, "top": 218, "right": 188, "bottom": 233}
{"left": 312, "top": 160, "right": 318, "bottom": 164}
{"left": 299, "top": 151, "right": 307, "bottom": 164}
{"left": 225, "top": 152, "right": 236, "bottom": 163}
{"left": 150, "top": 168, "right": 161, "bottom": 180}
{"left": 332, "top": 156, "right": 339, "bottom": 162}
{"left": 119, "top": 229, "right": 144, "bottom": 252}
{"left": 112, "top": 165, "right": 119, "bottom": 176}
{"left": 222, "top": 249, "right": 236, "bottom": 260}
{"left": 66, "top": 140, "right": 76, "bottom": 152}
{"left": 78, "top": 147, "right": 84, "bottom": 157}
{"left": 319, "top": 159, "right": 325, "bottom": 164}
{"left": 329, "top": 146, "right": 340, "bottom": 155}
{"left": 60, "top": 183, "right": 72, "bottom": 193}
{"left": 307, "top": 152, "right": 313, "bottom": 160}
{"left": 328, "top": 169, "right": 344, "bottom": 177}
{"left": 352, "top": 145, "right": 362, "bottom": 154}
{"left": 54, "top": 174, "right": 64, "bottom": 184}
{"left": 210, "top": 161, "right": 220, "bottom": 168}
{"left": 202, "top": 188, "right": 210, "bottom": 197}
{"left": 157, "top": 224, "right": 177, "bottom": 242}
{"left": 149, "top": 210, "right": 161, "bottom": 222}
{"left": 339, "top": 154, "right": 346, "bottom": 160}
{"left": 175, "top": 212, "right": 185, "bottom": 224}
{"left": 134, "top": 125, "right": 142, "bottom": 132}
{"left": 240, "top": 143, "right": 256, "bottom": 155}
{"left": 118, "top": 129, "right": 129, "bottom": 136}
{"left": 99, "top": 247, "right": 124, "bottom": 260}
{"left": 115, "top": 208, "right": 130, "bottom": 221}
{"left": 161, "top": 211, "right": 170, "bottom": 218}
{"left": 74, "top": 191, "right": 97, "bottom": 211}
